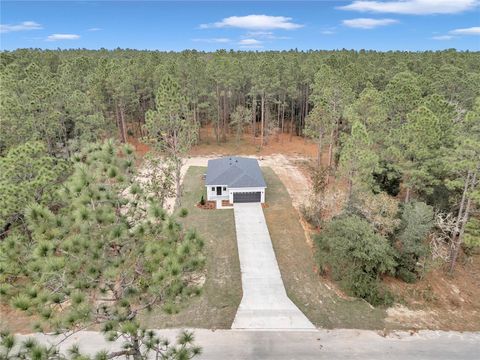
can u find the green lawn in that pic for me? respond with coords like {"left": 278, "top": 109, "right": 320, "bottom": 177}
{"left": 140, "top": 166, "right": 242, "bottom": 329}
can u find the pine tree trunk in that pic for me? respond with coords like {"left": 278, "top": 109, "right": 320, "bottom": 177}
{"left": 327, "top": 127, "right": 334, "bottom": 168}
{"left": 222, "top": 90, "right": 227, "bottom": 142}
{"left": 317, "top": 132, "right": 323, "bottom": 167}
{"left": 347, "top": 177, "right": 353, "bottom": 204}
{"left": 290, "top": 100, "right": 294, "bottom": 141}
{"left": 193, "top": 102, "right": 200, "bottom": 142}
{"left": 120, "top": 105, "right": 127, "bottom": 143}
{"left": 449, "top": 170, "right": 476, "bottom": 273}
{"left": 260, "top": 92, "right": 265, "bottom": 147}
{"left": 116, "top": 103, "right": 127, "bottom": 143}
{"left": 252, "top": 97, "right": 256, "bottom": 142}
{"left": 174, "top": 158, "right": 182, "bottom": 208}
{"left": 303, "top": 85, "right": 309, "bottom": 137}
{"left": 299, "top": 89, "right": 304, "bottom": 137}
{"left": 215, "top": 85, "right": 220, "bottom": 144}
{"left": 132, "top": 337, "right": 142, "bottom": 360}
{"left": 115, "top": 105, "right": 121, "bottom": 142}
{"left": 277, "top": 100, "right": 281, "bottom": 141}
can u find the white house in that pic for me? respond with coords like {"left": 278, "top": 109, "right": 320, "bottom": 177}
{"left": 205, "top": 157, "right": 267, "bottom": 203}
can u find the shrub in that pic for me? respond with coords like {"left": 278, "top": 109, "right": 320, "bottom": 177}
{"left": 395, "top": 201, "right": 434, "bottom": 281}
{"left": 372, "top": 161, "right": 401, "bottom": 196}
{"left": 199, "top": 195, "right": 205, "bottom": 206}
{"left": 179, "top": 208, "right": 188, "bottom": 218}
{"left": 315, "top": 215, "right": 396, "bottom": 305}
{"left": 354, "top": 192, "right": 401, "bottom": 236}
{"left": 308, "top": 165, "right": 328, "bottom": 196}
{"left": 299, "top": 201, "right": 323, "bottom": 228}
{"left": 463, "top": 218, "right": 480, "bottom": 253}
{"left": 397, "top": 268, "right": 417, "bottom": 284}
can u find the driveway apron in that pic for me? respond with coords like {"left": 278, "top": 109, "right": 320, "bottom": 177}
{"left": 232, "top": 203, "right": 315, "bottom": 329}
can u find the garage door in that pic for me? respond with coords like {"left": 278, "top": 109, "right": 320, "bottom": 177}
{"left": 233, "top": 191, "right": 261, "bottom": 203}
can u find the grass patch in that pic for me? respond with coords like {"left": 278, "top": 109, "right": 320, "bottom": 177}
{"left": 140, "top": 166, "right": 242, "bottom": 329}
{"left": 262, "top": 167, "right": 389, "bottom": 329}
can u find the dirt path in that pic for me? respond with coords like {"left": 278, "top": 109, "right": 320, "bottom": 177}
{"left": 259, "top": 154, "right": 311, "bottom": 209}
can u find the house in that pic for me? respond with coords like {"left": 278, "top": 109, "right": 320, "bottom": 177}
{"left": 205, "top": 157, "right": 267, "bottom": 203}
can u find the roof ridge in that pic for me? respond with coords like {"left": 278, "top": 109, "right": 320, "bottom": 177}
{"left": 205, "top": 157, "right": 266, "bottom": 187}
{"left": 230, "top": 172, "right": 258, "bottom": 187}
{"left": 209, "top": 163, "right": 242, "bottom": 185}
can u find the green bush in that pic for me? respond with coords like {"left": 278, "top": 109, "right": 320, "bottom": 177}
{"left": 395, "top": 201, "right": 433, "bottom": 281}
{"left": 179, "top": 208, "right": 188, "bottom": 218}
{"left": 397, "top": 268, "right": 417, "bottom": 284}
{"left": 315, "top": 215, "right": 396, "bottom": 306}
{"left": 464, "top": 218, "right": 480, "bottom": 251}
{"left": 199, "top": 195, "right": 205, "bottom": 206}
{"left": 372, "top": 161, "right": 401, "bottom": 196}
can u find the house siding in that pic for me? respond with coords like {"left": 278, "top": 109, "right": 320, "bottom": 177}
{"left": 206, "top": 185, "right": 229, "bottom": 201}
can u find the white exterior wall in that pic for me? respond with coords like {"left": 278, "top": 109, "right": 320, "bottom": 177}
{"left": 206, "top": 185, "right": 229, "bottom": 201}
{"left": 206, "top": 185, "right": 267, "bottom": 203}
{"left": 228, "top": 187, "right": 266, "bottom": 203}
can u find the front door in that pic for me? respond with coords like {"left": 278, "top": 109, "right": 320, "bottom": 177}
{"left": 216, "top": 186, "right": 222, "bottom": 195}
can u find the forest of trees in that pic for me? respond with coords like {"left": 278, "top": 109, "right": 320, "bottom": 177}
{"left": 1, "top": 49, "right": 478, "bottom": 154}
{"left": 1, "top": 48, "right": 479, "bottom": 348}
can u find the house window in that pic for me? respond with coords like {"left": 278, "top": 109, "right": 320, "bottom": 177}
{"left": 211, "top": 187, "right": 215, "bottom": 191}
{"left": 223, "top": 187, "right": 227, "bottom": 191}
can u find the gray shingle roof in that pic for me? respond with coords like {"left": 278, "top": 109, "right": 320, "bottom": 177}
{"left": 206, "top": 157, "right": 266, "bottom": 188}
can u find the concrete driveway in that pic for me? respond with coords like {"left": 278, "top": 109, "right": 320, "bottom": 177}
{"left": 231, "top": 203, "right": 315, "bottom": 329}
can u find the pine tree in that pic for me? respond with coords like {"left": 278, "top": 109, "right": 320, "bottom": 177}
{"left": 311, "top": 64, "right": 353, "bottom": 169}
{"left": 345, "top": 83, "right": 388, "bottom": 147}
{"left": 339, "top": 120, "right": 379, "bottom": 202}
{"left": 305, "top": 105, "right": 329, "bottom": 167}
{"left": 396, "top": 106, "right": 451, "bottom": 201}
{"left": 445, "top": 97, "right": 480, "bottom": 272}
{"left": 0, "top": 141, "right": 204, "bottom": 359}
{"left": 0, "top": 141, "right": 67, "bottom": 230}
{"left": 384, "top": 71, "right": 422, "bottom": 124}
{"left": 230, "top": 105, "right": 251, "bottom": 145}
{"left": 145, "top": 75, "right": 198, "bottom": 208}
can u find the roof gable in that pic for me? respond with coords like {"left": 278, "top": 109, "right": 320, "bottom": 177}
{"left": 206, "top": 157, "right": 266, "bottom": 188}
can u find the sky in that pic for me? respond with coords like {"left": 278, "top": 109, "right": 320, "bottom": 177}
{"left": 1, "top": 1, "right": 479, "bottom": 51}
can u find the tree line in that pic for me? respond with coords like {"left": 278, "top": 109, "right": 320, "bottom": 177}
{"left": 2, "top": 48, "right": 479, "bottom": 155}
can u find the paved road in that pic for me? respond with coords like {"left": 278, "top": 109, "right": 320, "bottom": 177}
{"left": 18, "top": 329, "right": 480, "bottom": 360}
{"left": 231, "top": 203, "right": 314, "bottom": 329}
